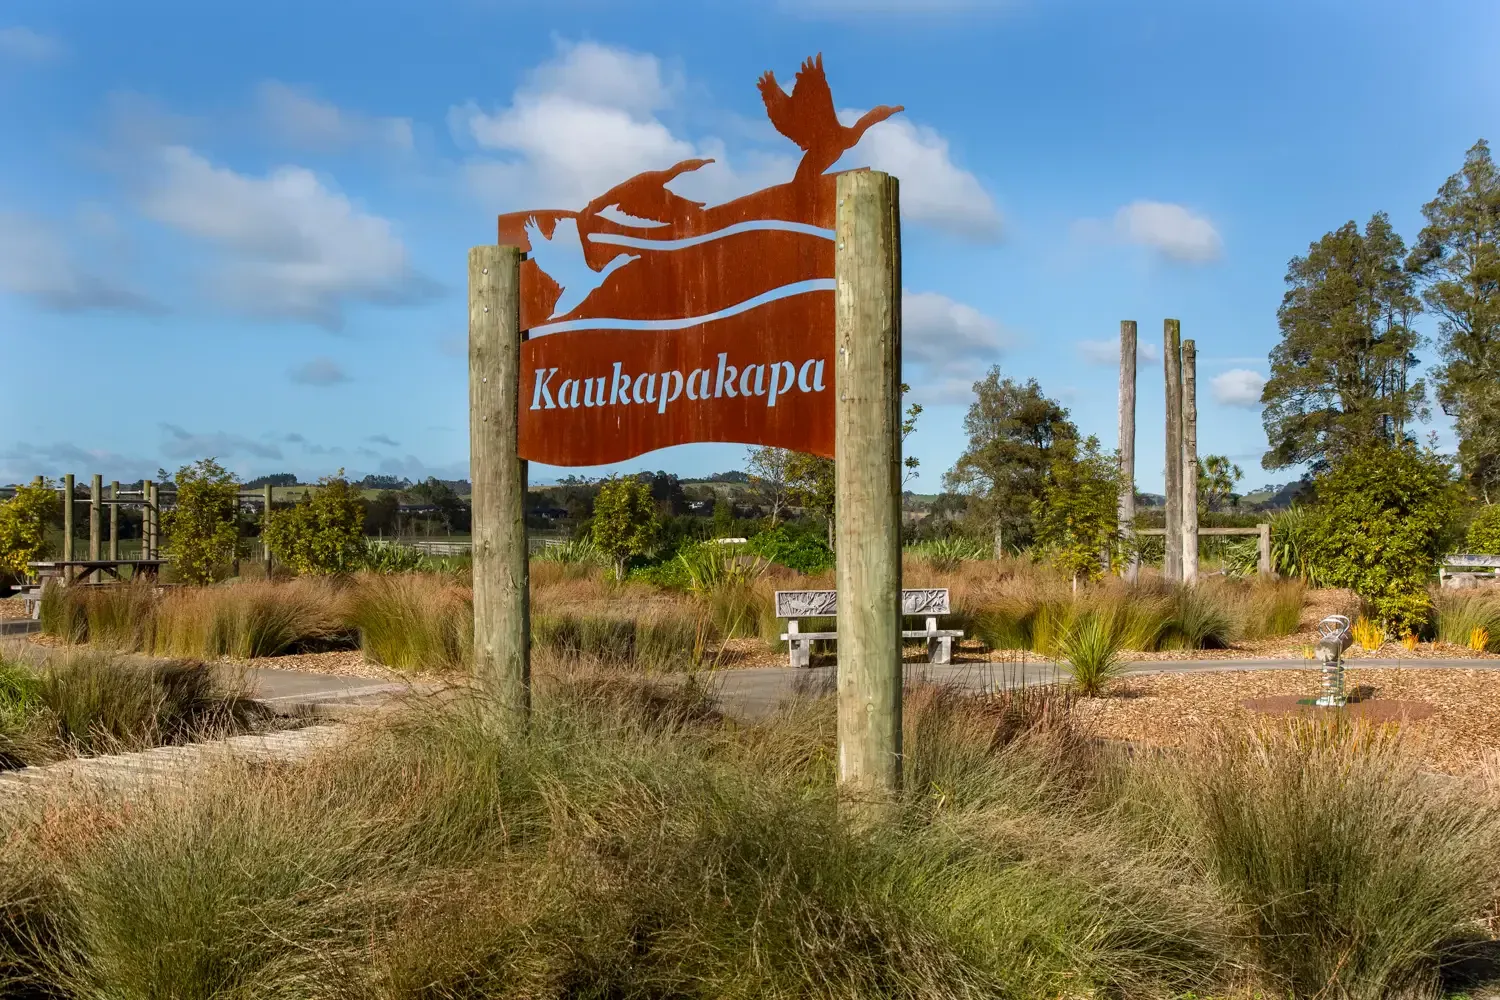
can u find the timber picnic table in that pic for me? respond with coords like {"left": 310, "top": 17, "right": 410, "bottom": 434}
{"left": 27, "top": 559, "right": 168, "bottom": 587}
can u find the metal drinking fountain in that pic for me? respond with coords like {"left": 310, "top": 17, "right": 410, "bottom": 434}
{"left": 1314, "top": 614, "right": 1353, "bottom": 707}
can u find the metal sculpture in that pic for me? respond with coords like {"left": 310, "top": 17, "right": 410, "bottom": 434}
{"left": 1314, "top": 614, "right": 1353, "bottom": 707}
{"left": 497, "top": 55, "right": 904, "bottom": 467}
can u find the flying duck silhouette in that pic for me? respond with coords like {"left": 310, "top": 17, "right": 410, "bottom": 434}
{"left": 758, "top": 54, "right": 903, "bottom": 184}
{"left": 523, "top": 215, "right": 638, "bottom": 320}
{"left": 584, "top": 158, "right": 716, "bottom": 228}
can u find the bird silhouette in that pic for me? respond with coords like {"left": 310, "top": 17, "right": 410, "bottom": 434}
{"left": 523, "top": 215, "right": 639, "bottom": 320}
{"left": 585, "top": 158, "right": 715, "bottom": 228}
{"left": 758, "top": 54, "right": 903, "bottom": 184}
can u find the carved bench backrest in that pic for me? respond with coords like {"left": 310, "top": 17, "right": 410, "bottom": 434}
{"left": 775, "top": 588, "right": 950, "bottom": 618}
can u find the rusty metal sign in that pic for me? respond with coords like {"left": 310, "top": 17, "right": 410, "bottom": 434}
{"left": 500, "top": 55, "right": 903, "bottom": 466}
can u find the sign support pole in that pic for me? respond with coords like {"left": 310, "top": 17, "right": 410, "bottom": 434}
{"left": 469, "top": 244, "right": 530, "bottom": 730}
{"left": 1163, "top": 319, "right": 1183, "bottom": 582}
{"left": 834, "top": 170, "right": 903, "bottom": 798}
{"left": 1118, "top": 320, "right": 1138, "bottom": 583}
{"left": 1181, "top": 338, "right": 1199, "bottom": 585}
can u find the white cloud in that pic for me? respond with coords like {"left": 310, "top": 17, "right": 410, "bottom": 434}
{"left": 0, "top": 26, "right": 60, "bottom": 62}
{"left": 455, "top": 39, "right": 996, "bottom": 237}
{"left": 456, "top": 40, "right": 697, "bottom": 209}
{"left": 0, "top": 441, "right": 156, "bottom": 485}
{"left": 1076, "top": 338, "right": 1161, "bottom": 367}
{"left": 1210, "top": 369, "right": 1266, "bottom": 408}
{"left": 289, "top": 357, "right": 351, "bottom": 386}
{"left": 836, "top": 115, "right": 1000, "bottom": 240}
{"left": 0, "top": 212, "right": 157, "bottom": 312}
{"left": 138, "top": 146, "right": 430, "bottom": 327}
{"left": 903, "top": 291, "right": 1008, "bottom": 402}
{"left": 1112, "top": 201, "right": 1222, "bottom": 262}
{"left": 256, "top": 81, "right": 413, "bottom": 151}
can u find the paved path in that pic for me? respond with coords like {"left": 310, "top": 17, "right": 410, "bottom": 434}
{"left": 248, "top": 657, "right": 1500, "bottom": 722}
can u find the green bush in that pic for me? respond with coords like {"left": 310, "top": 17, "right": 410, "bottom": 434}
{"left": 591, "top": 477, "right": 660, "bottom": 580}
{"left": 160, "top": 460, "right": 242, "bottom": 584}
{"left": 745, "top": 523, "right": 832, "bottom": 574}
{"left": 1432, "top": 589, "right": 1500, "bottom": 651}
{"left": 361, "top": 542, "right": 428, "bottom": 573}
{"left": 263, "top": 473, "right": 367, "bottom": 575}
{"left": 1465, "top": 502, "right": 1500, "bottom": 553}
{"left": 1308, "top": 445, "right": 1460, "bottom": 635}
{"left": 905, "top": 537, "right": 990, "bottom": 572}
{"left": 1060, "top": 612, "right": 1124, "bottom": 696}
{"left": 0, "top": 480, "right": 59, "bottom": 580}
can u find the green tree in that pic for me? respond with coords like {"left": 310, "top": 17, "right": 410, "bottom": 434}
{"left": 161, "top": 458, "right": 242, "bottom": 584}
{"left": 900, "top": 381, "right": 922, "bottom": 487}
{"left": 943, "top": 367, "right": 1078, "bottom": 550}
{"left": 786, "top": 452, "right": 837, "bottom": 548}
{"left": 591, "top": 476, "right": 659, "bottom": 580}
{"left": 1031, "top": 436, "right": 1121, "bottom": 589}
{"left": 1308, "top": 444, "right": 1460, "bottom": 635}
{"left": 745, "top": 447, "right": 795, "bottom": 525}
{"left": 1408, "top": 139, "right": 1500, "bottom": 501}
{"left": 263, "top": 472, "right": 368, "bottom": 575}
{"left": 1199, "top": 455, "right": 1243, "bottom": 513}
{"left": 711, "top": 497, "right": 735, "bottom": 537}
{"left": 1466, "top": 503, "right": 1500, "bottom": 554}
{"left": 1262, "top": 213, "right": 1426, "bottom": 471}
{"left": 0, "top": 480, "right": 60, "bottom": 579}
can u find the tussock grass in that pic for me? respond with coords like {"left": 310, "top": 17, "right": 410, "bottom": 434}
{"left": 152, "top": 579, "right": 352, "bottom": 659}
{"left": 1161, "top": 719, "right": 1500, "bottom": 999}
{"left": 0, "top": 652, "right": 267, "bottom": 768}
{"left": 1434, "top": 589, "right": 1500, "bottom": 652}
{"left": 533, "top": 605, "right": 713, "bottom": 671}
{"left": 348, "top": 572, "right": 472, "bottom": 672}
{"left": 1059, "top": 612, "right": 1125, "bottom": 696}
{"left": 0, "top": 674, "right": 1494, "bottom": 998}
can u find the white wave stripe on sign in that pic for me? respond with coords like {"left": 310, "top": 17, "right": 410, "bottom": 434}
{"left": 531, "top": 278, "right": 835, "bottom": 335}
{"left": 587, "top": 219, "right": 834, "bottom": 252}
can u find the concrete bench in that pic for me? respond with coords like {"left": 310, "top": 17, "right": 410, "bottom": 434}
{"left": 775, "top": 588, "right": 964, "bottom": 668}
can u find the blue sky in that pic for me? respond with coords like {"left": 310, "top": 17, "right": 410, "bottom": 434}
{"left": 2, "top": 0, "right": 1496, "bottom": 495}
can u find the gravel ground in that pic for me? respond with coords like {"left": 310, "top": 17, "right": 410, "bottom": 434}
{"left": 1078, "top": 666, "right": 1500, "bottom": 775}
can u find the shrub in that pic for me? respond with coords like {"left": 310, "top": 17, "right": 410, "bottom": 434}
{"left": 361, "top": 542, "right": 428, "bottom": 574}
{"left": 591, "top": 476, "right": 659, "bottom": 580}
{"left": 0, "top": 480, "right": 60, "bottom": 580}
{"left": 263, "top": 473, "right": 367, "bottom": 575}
{"left": 1352, "top": 615, "right": 1386, "bottom": 651}
{"left": 1242, "top": 580, "right": 1306, "bottom": 639}
{"left": 1309, "top": 444, "right": 1460, "bottom": 635}
{"left": 1267, "top": 505, "right": 1326, "bottom": 584}
{"left": 745, "top": 523, "right": 832, "bottom": 574}
{"left": 152, "top": 580, "right": 351, "bottom": 659}
{"left": 1032, "top": 435, "right": 1121, "bottom": 587}
{"left": 1466, "top": 502, "right": 1500, "bottom": 553}
{"left": 160, "top": 459, "right": 242, "bottom": 585}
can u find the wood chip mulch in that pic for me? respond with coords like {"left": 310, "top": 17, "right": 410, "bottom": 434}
{"left": 0, "top": 597, "right": 32, "bottom": 622}
{"left": 1078, "top": 667, "right": 1500, "bottom": 775}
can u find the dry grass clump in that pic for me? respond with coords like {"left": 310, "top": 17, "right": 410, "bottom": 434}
{"left": 1434, "top": 588, "right": 1500, "bottom": 652}
{"left": 0, "top": 651, "right": 268, "bottom": 768}
{"left": 0, "top": 674, "right": 1495, "bottom": 998}
{"left": 153, "top": 579, "right": 352, "bottom": 659}
{"left": 346, "top": 572, "right": 472, "bottom": 673}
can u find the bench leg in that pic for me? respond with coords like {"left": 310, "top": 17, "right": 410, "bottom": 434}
{"left": 928, "top": 635, "right": 952, "bottom": 666}
{"left": 787, "top": 620, "right": 810, "bottom": 668}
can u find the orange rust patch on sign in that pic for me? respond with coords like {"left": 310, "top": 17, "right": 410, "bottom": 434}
{"left": 498, "top": 54, "right": 903, "bottom": 466}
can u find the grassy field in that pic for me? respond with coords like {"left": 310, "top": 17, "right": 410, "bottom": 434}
{"left": 0, "top": 667, "right": 1495, "bottom": 998}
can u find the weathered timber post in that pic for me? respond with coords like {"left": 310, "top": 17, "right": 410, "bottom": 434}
{"left": 31, "top": 476, "right": 41, "bottom": 488}
{"left": 109, "top": 481, "right": 120, "bottom": 562}
{"left": 63, "top": 474, "right": 75, "bottom": 580}
{"left": 1258, "top": 522, "right": 1272, "bottom": 578}
{"left": 89, "top": 474, "right": 102, "bottom": 562}
{"left": 1163, "top": 320, "right": 1183, "bottom": 582}
{"left": 1181, "top": 338, "right": 1199, "bottom": 585}
{"left": 834, "top": 170, "right": 903, "bottom": 797}
{"left": 147, "top": 482, "right": 159, "bottom": 562}
{"left": 469, "top": 244, "right": 530, "bottom": 730}
{"left": 1118, "top": 320, "right": 1138, "bottom": 583}
{"left": 263, "top": 484, "right": 274, "bottom": 578}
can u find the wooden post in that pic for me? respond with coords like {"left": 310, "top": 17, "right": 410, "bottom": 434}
{"left": 109, "top": 481, "right": 119, "bottom": 561}
{"left": 469, "top": 243, "right": 530, "bottom": 729}
{"left": 31, "top": 476, "right": 42, "bottom": 488}
{"left": 62, "top": 474, "right": 74, "bottom": 580}
{"left": 1258, "top": 522, "right": 1272, "bottom": 578}
{"left": 263, "top": 484, "right": 274, "bottom": 578}
{"left": 834, "top": 170, "right": 903, "bottom": 796}
{"left": 89, "top": 474, "right": 102, "bottom": 562}
{"left": 1118, "top": 320, "right": 1138, "bottom": 583}
{"left": 1163, "top": 320, "right": 1183, "bottom": 582}
{"left": 1181, "top": 338, "right": 1199, "bottom": 585}
{"left": 147, "top": 482, "right": 158, "bottom": 562}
